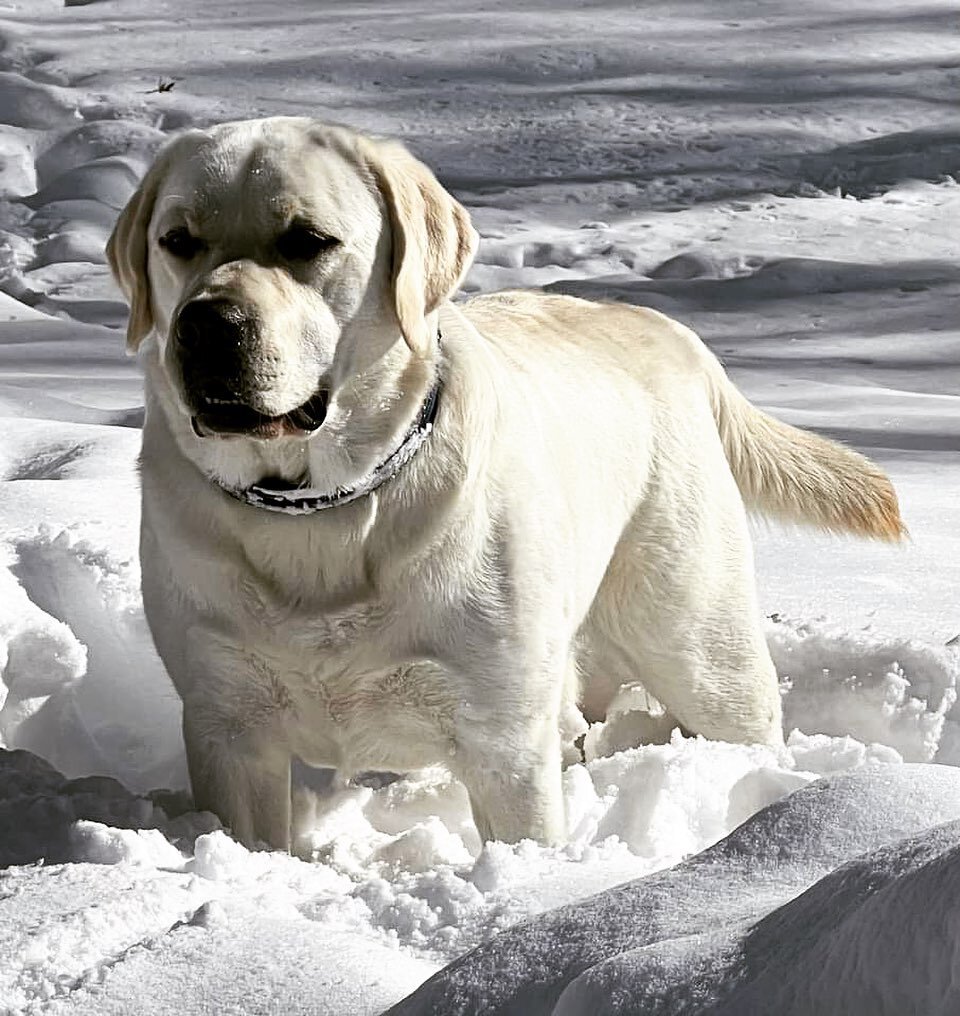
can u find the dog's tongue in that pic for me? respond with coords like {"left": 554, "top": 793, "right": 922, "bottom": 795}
{"left": 192, "top": 389, "right": 329, "bottom": 439}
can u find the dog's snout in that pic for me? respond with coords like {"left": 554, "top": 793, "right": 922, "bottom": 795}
{"left": 175, "top": 299, "right": 257, "bottom": 410}
{"left": 176, "top": 300, "right": 246, "bottom": 353}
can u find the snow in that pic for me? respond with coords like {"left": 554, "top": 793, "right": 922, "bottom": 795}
{"left": 389, "top": 765, "right": 960, "bottom": 1016}
{"left": 0, "top": 0, "right": 958, "bottom": 1012}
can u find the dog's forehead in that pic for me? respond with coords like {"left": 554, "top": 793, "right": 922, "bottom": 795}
{"left": 156, "top": 121, "right": 377, "bottom": 234}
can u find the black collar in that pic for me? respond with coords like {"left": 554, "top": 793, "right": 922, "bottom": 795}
{"left": 220, "top": 373, "right": 442, "bottom": 516}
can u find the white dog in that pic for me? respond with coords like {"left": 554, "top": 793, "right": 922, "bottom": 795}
{"left": 107, "top": 117, "right": 903, "bottom": 850}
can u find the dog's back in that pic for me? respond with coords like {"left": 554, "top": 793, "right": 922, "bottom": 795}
{"left": 463, "top": 290, "right": 904, "bottom": 543}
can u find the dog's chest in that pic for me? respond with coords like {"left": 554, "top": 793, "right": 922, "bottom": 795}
{"left": 254, "top": 644, "right": 458, "bottom": 771}
{"left": 305, "top": 659, "right": 458, "bottom": 767}
{"left": 229, "top": 579, "right": 460, "bottom": 770}
{"left": 147, "top": 475, "right": 474, "bottom": 770}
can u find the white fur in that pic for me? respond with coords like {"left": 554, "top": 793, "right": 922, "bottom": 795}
{"left": 108, "top": 118, "right": 902, "bottom": 850}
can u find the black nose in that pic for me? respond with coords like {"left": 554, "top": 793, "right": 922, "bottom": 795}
{"left": 175, "top": 300, "right": 254, "bottom": 404}
{"left": 175, "top": 299, "right": 246, "bottom": 354}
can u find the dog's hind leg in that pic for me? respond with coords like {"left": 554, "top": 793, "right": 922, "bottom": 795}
{"left": 582, "top": 427, "right": 783, "bottom": 750}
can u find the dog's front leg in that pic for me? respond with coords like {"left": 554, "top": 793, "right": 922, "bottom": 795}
{"left": 452, "top": 694, "right": 567, "bottom": 847}
{"left": 182, "top": 695, "right": 293, "bottom": 851}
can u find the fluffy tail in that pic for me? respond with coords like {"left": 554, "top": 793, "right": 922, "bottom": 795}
{"left": 708, "top": 366, "right": 906, "bottom": 541}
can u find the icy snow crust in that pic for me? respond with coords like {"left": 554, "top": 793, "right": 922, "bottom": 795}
{"left": 0, "top": 0, "right": 958, "bottom": 1013}
{"left": 390, "top": 766, "right": 960, "bottom": 1016}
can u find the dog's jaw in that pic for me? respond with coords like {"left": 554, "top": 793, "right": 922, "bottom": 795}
{"left": 190, "top": 389, "right": 329, "bottom": 439}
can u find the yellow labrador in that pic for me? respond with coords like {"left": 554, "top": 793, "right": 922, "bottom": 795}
{"left": 107, "top": 117, "right": 903, "bottom": 850}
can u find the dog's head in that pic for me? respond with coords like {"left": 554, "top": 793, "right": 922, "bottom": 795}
{"left": 107, "top": 118, "right": 477, "bottom": 443}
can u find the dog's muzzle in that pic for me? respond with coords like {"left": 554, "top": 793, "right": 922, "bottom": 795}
{"left": 176, "top": 299, "right": 327, "bottom": 439}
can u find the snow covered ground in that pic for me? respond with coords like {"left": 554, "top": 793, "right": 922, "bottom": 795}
{"left": 0, "top": 0, "right": 957, "bottom": 1012}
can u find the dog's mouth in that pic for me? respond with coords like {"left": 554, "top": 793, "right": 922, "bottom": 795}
{"left": 191, "top": 390, "right": 329, "bottom": 439}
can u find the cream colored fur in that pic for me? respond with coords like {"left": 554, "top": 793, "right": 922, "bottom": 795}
{"left": 107, "top": 117, "right": 904, "bottom": 851}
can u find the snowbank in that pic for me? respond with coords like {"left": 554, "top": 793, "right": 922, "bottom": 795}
{"left": 7, "top": 746, "right": 960, "bottom": 1016}
{"left": 390, "top": 766, "right": 960, "bottom": 1016}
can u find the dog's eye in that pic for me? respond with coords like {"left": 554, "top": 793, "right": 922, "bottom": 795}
{"left": 276, "top": 225, "right": 339, "bottom": 262}
{"left": 159, "top": 227, "right": 206, "bottom": 260}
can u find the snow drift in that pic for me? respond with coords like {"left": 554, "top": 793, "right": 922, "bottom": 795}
{"left": 389, "top": 766, "right": 960, "bottom": 1016}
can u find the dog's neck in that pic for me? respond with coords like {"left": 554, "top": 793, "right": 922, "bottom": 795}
{"left": 148, "top": 327, "right": 443, "bottom": 513}
{"left": 219, "top": 370, "right": 442, "bottom": 515}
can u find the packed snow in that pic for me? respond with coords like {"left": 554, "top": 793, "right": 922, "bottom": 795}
{"left": 0, "top": 0, "right": 958, "bottom": 1013}
{"left": 390, "top": 765, "right": 960, "bottom": 1016}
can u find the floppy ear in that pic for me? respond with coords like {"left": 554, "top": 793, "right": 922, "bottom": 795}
{"left": 106, "top": 153, "right": 169, "bottom": 353}
{"left": 364, "top": 140, "right": 478, "bottom": 355}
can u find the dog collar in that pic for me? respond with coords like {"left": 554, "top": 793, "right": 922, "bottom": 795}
{"left": 220, "top": 375, "right": 442, "bottom": 516}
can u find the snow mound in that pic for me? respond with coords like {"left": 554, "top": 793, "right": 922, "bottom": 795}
{"left": 771, "top": 616, "right": 959, "bottom": 764}
{"left": 34, "top": 120, "right": 164, "bottom": 189}
{"left": 698, "top": 822, "right": 960, "bottom": 1016}
{"left": 0, "top": 71, "right": 78, "bottom": 130}
{"left": 795, "top": 127, "right": 960, "bottom": 199}
{"left": 0, "top": 562, "right": 86, "bottom": 709}
{"left": 0, "top": 527, "right": 184, "bottom": 794}
{"left": 0, "top": 749, "right": 168, "bottom": 866}
{"left": 389, "top": 765, "right": 960, "bottom": 1016}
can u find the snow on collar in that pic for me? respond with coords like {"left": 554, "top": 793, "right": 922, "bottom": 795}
{"left": 218, "top": 374, "right": 442, "bottom": 516}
